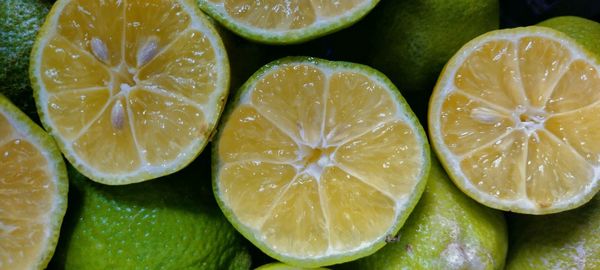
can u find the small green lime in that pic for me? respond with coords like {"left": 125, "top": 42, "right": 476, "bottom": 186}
{"left": 506, "top": 195, "right": 599, "bottom": 269}
{"left": 51, "top": 154, "right": 251, "bottom": 270}
{"left": 365, "top": 0, "right": 499, "bottom": 94}
{"left": 0, "top": 0, "right": 52, "bottom": 119}
{"left": 342, "top": 158, "right": 507, "bottom": 269}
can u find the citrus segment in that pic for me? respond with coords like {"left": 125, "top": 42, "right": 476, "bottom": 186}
{"left": 31, "top": 0, "right": 229, "bottom": 184}
{"left": 198, "top": 0, "right": 380, "bottom": 44}
{"left": 215, "top": 58, "right": 429, "bottom": 267}
{"left": 219, "top": 106, "right": 298, "bottom": 163}
{"left": 429, "top": 27, "right": 600, "bottom": 214}
{"left": 0, "top": 96, "right": 68, "bottom": 269}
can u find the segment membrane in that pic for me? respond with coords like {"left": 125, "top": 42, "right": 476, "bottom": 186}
{"left": 72, "top": 97, "right": 141, "bottom": 174}
{"left": 124, "top": 0, "right": 191, "bottom": 68}
{"left": 137, "top": 30, "right": 217, "bottom": 105}
{"left": 441, "top": 92, "right": 515, "bottom": 156}
{"left": 518, "top": 37, "right": 572, "bottom": 108}
{"left": 546, "top": 60, "right": 600, "bottom": 113}
{"left": 460, "top": 131, "right": 527, "bottom": 200}
{"left": 41, "top": 36, "right": 111, "bottom": 92}
{"left": 128, "top": 88, "right": 205, "bottom": 166}
{"left": 546, "top": 104, "right": 600, "bottom": 165}
{"left": 251, "top": 64, "right": 326, "bottom": 146}
{"left": 261, "top": 173, "right": 328, "bottom": 257}
{"left": 47, "top": 89, "right": 111, "bottom": 141}
{"left": 322, "top": 166, "right": 396, "bottom": 251}
{"left": 455, "top": 40, "right": 525, "bottom": 110}
{"left": 218, "top": 105, "right": 298, "bottom": 163}
{"left": 324, "top": 72, "right": 396, "bottom": 145}
{"left": 57, "top": 0, "right": 124, "bottom": 66}
{"left": 334, "top": 121, "right": 422, "bottom": 199}
{"left": 526, "top": 131, "right": 593, "bottom": 208}
{"left": 219, "top": 162, "right": 296, "bottom": 229}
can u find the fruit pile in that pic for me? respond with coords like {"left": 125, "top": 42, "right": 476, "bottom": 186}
{"left": 1, "top": 0, "right": 598, "bottom": 269}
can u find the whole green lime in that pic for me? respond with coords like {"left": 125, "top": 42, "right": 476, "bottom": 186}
{"left": 538, "top": 16, "right": 600, "bottom": 56}
{"left": 341, "top": 158, "right": 507, "bottom": 269}
{"left": 365, "top": 0, "right": 499, "bottom": 94}
{"left": 51, "top": 154, "right": 251, "bottom": 270}
{"left": 0, "top": 0, "right": 52, "bottom": 119}
{"left": 505, "top": 195, "right": 599, "bottom": 269}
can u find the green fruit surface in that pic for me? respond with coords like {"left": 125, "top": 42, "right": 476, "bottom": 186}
{"left": 342, "top": 158, "right": 507, "bottom": 269}
{"left": 366, "top": 0, "right": 499, "bottom": 93}
{"left": 538, "top": 16, "right": 600, "bottom": 56}
{"left": 0, "top": 0, "right": 51, "bottom": 119}
{"left": 51, "top": 154, "right": 251, "bottom": 270}
{"left": 506, "top": 195, "right": 599, "bottom": 269}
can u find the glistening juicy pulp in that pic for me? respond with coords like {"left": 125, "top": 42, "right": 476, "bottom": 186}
{"left": 37, "top": 0, "right": 225, "bottom": 177}
{"left": 439, "top": 36, "right": 599, "bottom": 209}
{"left": 218, "top": 63, "right": 425, "bottom": 258}
{"left": 0, "top": 113, "right": 58, "bottom": 269}
{"left": 207, "top": 0, "right": 369, "bottom": 31}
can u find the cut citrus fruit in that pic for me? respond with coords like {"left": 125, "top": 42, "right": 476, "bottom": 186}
{"left": 30, "top": 0, "right": 229, "bottom": 184}
{"left": 214, "top": 57, "right": 430, "bottom": 267}
{"left": 429, "top": 26, "right": 600, "bottom": 214}
{"left": 197, "top": 0, "right": 380, "bottom": 44}
{"left": 0, "top": 94, "right": 68, "bottom": 269}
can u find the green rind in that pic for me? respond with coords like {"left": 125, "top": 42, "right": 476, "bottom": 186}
{"left": 538, "top": 16, "right": 600, "bottom": 58}
{"left": 197, "top": 0, "right": 380, "bottom": 45}
{"left": 52, "top": 157, "right": 252, "bottom": 270}
{"left": 0, "top": 0, "right": 52, "bottom": 119}
{"left": 505, "top": 195, "right": 599, "bottom": 269}
{"left": 428, "top": 26, "right": 600, "bottom": 214}
{"left": 342, "top": 157, "right": 507, "bottom": 270}
{"left": 212, "top": 57, "right": 430, "bottom": 267}
{"left": 29, "top": 0, "right": 230, "bottom": 185}
{"left": 0, "top": 94, "right": 68, "bottom": 270}
{"left": 365, "top": 0, "right": 499, "bottom": 93}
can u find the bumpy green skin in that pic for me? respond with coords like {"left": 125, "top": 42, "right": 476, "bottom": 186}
{"left": 0, "top": 0, "right": 52, "bottom": 119}
{"left": 51, "top": 155, "right": 251, "bottom": 270}
{"left": 506, "top": 195, "right": 599, "bottom": 269}
{"left": 341, "top": 158, "right": 507, "bottom": 270}
{"left": 366, "top": 0, "right": 499, "bottom": 94}
{"left": 538, "top": 16, "right": 600, "bottom": 56}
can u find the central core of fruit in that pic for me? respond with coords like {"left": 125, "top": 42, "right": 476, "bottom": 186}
{"left": 90, "top": 37, "right": 161, "bottom": 130}
{"left": 515, "top": 107, "right": 547, "bottom": 134}
{"left": 296, "top": 144, "right": 336, "bottom": 179}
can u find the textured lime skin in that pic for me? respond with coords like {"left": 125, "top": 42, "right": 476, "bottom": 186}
{"left": 342, "top": 158, "right": 507, "bottom": 270}
{"left": 51, "top": 154, "right": 251, "bottom": 270}
{"left": 538, "top": 16, "right": 600, "bottom": 56}
{"left": 0, "top": 0, "right": 52, "bottom": 119}
{"left": 0, "top": 94, "right": 68, "bottom": 270}
{"left": 365, "top": 0, "right": 499, "bottom": 94}
{"left": 213, "top": 57, "right": 430, "bottom": 268}
{"left": 506, "top": 195, "right": 599, "bottom": 269}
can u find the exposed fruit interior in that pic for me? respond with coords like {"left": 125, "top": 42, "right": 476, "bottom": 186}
{"left": 0, "top": 112, "right": 57, "bottom": 269}
{"left": 206, "top": 0, "right": 370, "bottom": 31}
{"left": 218, "top": 63, "right": 425, "bottom": 258}
{"left": 36, "top": 0, "right": 226, "bottom": 178}
{"left": 437, "top": 34, "right": 600, "bottom": 209}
